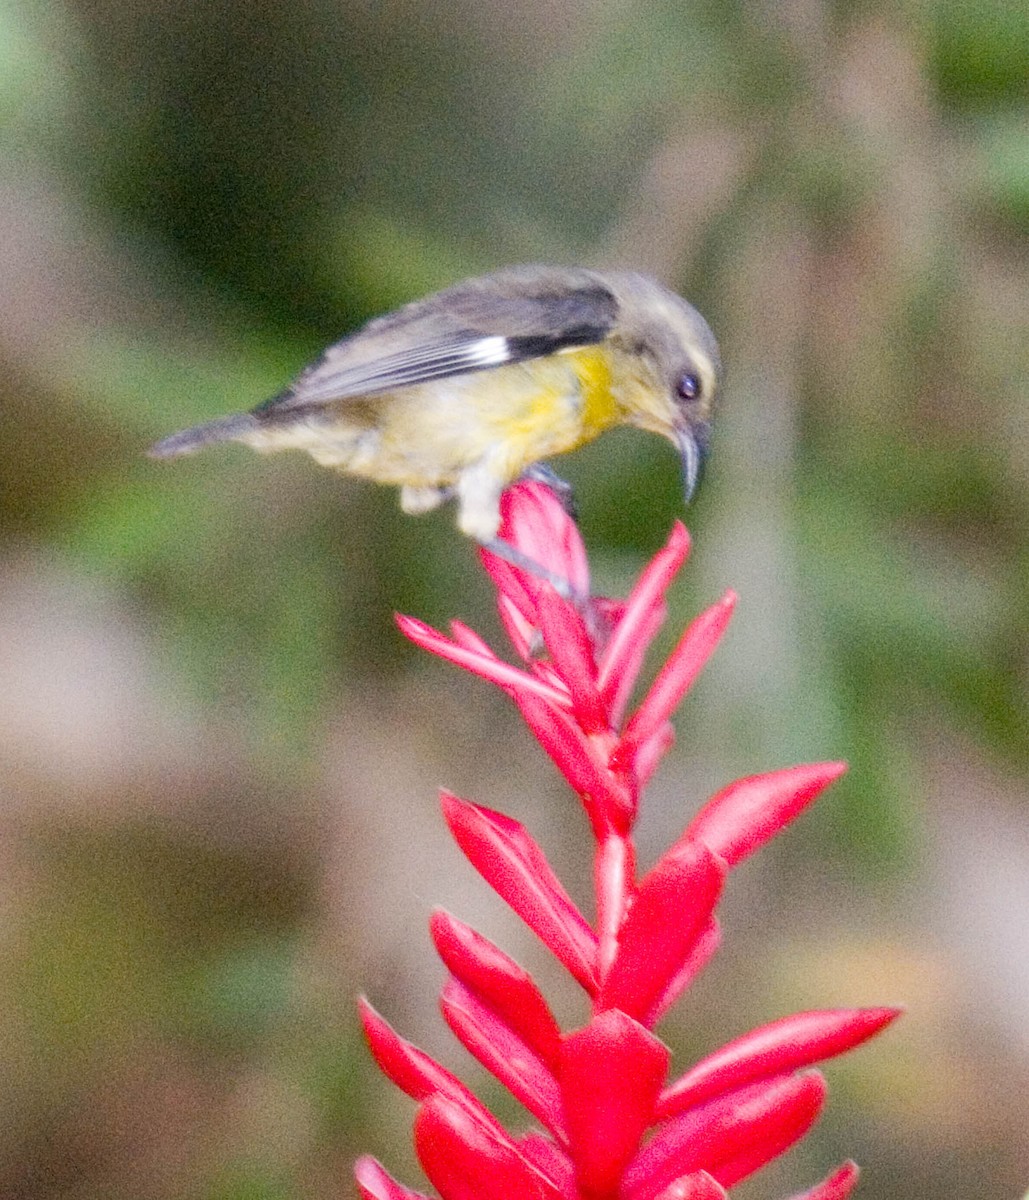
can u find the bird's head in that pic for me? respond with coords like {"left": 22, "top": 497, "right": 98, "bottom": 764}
{"left": 606, "top": 273, "right": 721, "bottom": 501}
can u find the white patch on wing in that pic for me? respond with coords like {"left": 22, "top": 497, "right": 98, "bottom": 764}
{"left": 464, "top": 335, "right": 512, "bottom": 367}
{"left": 276, "top": 335, "right": 519, "bottom": 406}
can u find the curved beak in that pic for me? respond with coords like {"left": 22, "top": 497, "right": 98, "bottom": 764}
{"left": 676, "top": 423, "right": 708, "bottom": 504}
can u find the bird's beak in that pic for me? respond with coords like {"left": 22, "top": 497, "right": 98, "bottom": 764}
{"left": 676, "top": 424, "right": 707, "bottom": 504}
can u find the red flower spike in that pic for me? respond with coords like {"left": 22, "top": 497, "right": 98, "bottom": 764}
{"left": 644, "top": 918, "right": 722, "bottom": 1028}
{"left": 560, "top": 1010, "right": 670, "bottom": 1197}
{"left": 355, "top": 1156, "right": 432, "bottom": 1200}
{"left": 534, "top": 586, "right": 607, "bottom": 732}
{"left": 440, "top": 978, "right": 565, "bottom": 1137}
{"left": 653, "top": 1172, "right": 728, "bottom": 1200}
{"left": 596, "top": 521, "right": 690, "bottom": 710}
{"left": 363, "top": 487, "right": 899, "bottom": 1199}
{"left": 684, "top": 762, "right": 848, "bottom": 867}
{"left": 597, "top": 841, "right": 725, "bottom": 1023}
{"left": 617, "top": 592, "right": 736, "bottom": 769}
{"left": 358, "top": 998, "right": 505, "bottom": 1136}
{"left": 430, "top": 910, "right": 563, "bottom": 1071}
{"left": 441, "top": 792, "right": 598, "bottom": 991}
{"left": 415, "top": 1095, "right": 564, "bottom": 1200}
{"left": 786, "top": 1161, "right": 860, "bottom": 1200}
{"left": 658, "top": 1007, "right": 902, "bottom": 1119}
{"left": 623, "top": 1074, "right": 828, "bottom": 1200}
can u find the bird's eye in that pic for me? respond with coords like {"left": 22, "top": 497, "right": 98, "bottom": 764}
{"left": 676, "top": 372, "right": 701, "bottom": 402}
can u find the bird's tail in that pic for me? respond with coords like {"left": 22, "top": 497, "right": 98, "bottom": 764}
{"left": 148, "top": 413, "right": 260, "bottom": 459}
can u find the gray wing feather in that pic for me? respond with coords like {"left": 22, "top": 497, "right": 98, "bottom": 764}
{"left": 280, "top": 336, "right": 512, "bottom": 405}
{"left": 256, "top": 265, "right": 619, "bottom": 416}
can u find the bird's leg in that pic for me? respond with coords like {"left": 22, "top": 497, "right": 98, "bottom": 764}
{"left": 456, "top": 463, "right": 580, "bottom": 602}
{"left": 521, "top": 463, "right": 578, "bottom": 520}
{"left": 480, "top": 536, "right": 577, "bottom": 601}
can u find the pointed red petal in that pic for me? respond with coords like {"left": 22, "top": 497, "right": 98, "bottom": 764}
{"left": 605, "top": 597, "right": 668, "bottom": 730}
{"left": 513, "top": 692, "right": 632, "bottom": 824}
{"left": 652, "top": 1171, "right": 728, "bottom": 1200}
{"left": 503, "top": 481, "right": 590, "bottom": 592}
{"left": 495, "top": 592, "right": 536, "bottom": 661}
{"left": 512, "top": 684, "right": 601, "bottom": 786}
{"left": 481, "top": 552, "right": 544, "bottom": 629}
{"left": 633, "top": 721, "right": 676, "bottom": 790}
{"left": 617, "top": 592, "right": 736, "bottom": 766}
{"left": 430, "top": 910, "right": 563, "bottom": 1070}
{"left": 644, "top": 919, "right": 722, "bottom": 1027}
{"left": 623, "top": 1074, "right": 827, "bottom": 1200}
{"left": 593, "top": 830, "right": 636, "bottom": 975}
{"left": 535, "top": 586, "right": 606, "bottom": 731}
{"left": 396, "top": 614, "right": 568, "bottom": 707}
{"left": 516, "top": 1134, "right": 577, "bottom": 1199}
{"left": 415, "top": 1094, "right": 563, "bottom": 1200}
{"left": 587, "top": 595, "right": 629, "bottom": 663}
{"left": 529, "top": 657, "right": 570, "bottom": 692}
{"left": 702, "top": 1074, "right": 829, "bottom": 1189}
{"left": 560, "top": 1010, "right": 670, "bottom": 1196}
{"left": 441, "top": 978, "right": 565, "bottom": 1137}
{"left": 358, "top": 998, "right": 505, "bottom": 1135}
{"left": 659, "top": 1007, "right": 901, "bottom": 1118}
{"left": 441, "top": 792, "right": 598, "bottom": 991}
{"left": 480, "top": 482, "right": 590, "bottom": 615}
{"left": 597, "top": 522, "right": 690, "bottom": 711}
{"left": 448, "top": 619, "right": 499, "bottom": 657}
{"left": 354, "top": 1157, "right": 431, "bottom": 1200}
{"left": 684, "top": 762, "right": 848, "bottom": 866}
{"left": 786, "top": 1161, "right": 860, "bottom": 1200}
{"left": 597, "top": 841, "right": 724, "bottom": 1022}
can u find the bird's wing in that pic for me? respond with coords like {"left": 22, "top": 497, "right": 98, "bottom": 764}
{"left": 256, "top": 266, "right": 620, "bottom": 414}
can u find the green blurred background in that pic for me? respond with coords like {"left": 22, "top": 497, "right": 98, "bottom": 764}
{"left": 1, "top": 0, "right": 1026, "bottom": 1196}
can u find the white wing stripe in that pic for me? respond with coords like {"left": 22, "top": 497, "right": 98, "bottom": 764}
{"left": 291, "top": 337, "right": 517, "bottom": 402}
{"left": 462, "top": 336, "right": 511, "bottom": 366}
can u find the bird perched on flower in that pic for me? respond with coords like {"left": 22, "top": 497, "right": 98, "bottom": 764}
{"left": 150, "top": 264, "right": 720, "bottom": 572}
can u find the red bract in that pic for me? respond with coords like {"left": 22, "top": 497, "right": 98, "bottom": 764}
{"left": 357, "top": 482, "right": 899, "bottom": 1200}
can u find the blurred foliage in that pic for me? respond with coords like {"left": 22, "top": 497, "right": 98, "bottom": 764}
{"left": 1, "top": 0, "right": 1026, "bottom": 1196}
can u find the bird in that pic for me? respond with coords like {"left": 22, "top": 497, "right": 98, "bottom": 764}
{"left": 150, "top": 264, "right": 720, "bottom": 581}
